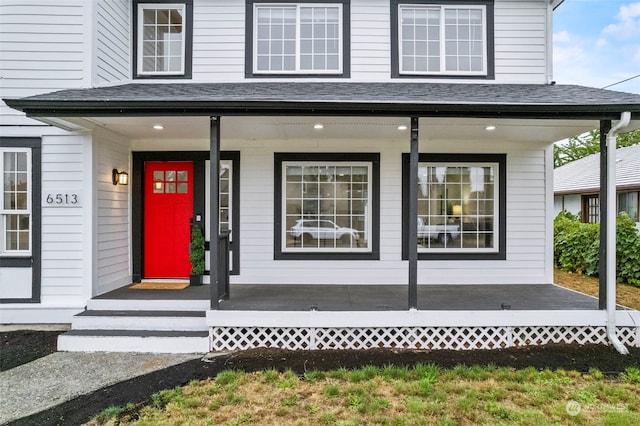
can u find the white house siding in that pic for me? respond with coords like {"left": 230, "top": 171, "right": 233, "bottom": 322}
{"left": 192, "top": 2, "right": 246, "bottom": 82}
{"left": 186, "top": 0, "right": 548, "bottom": 84}
{"left": 493, "top": 0, "right": 547, "bottom": 83}
{"left": 0, "top": 0, "right": 88, "bottom": 126}
{"left": 94, "top": 0, "right": 130, "bottom": 84}
{"left": 554, "top": 194, "right": 581, "bottom": 217}
{"left": 156, "top": 136, "right": 548, "bottom": 286}
{"left": 40, "top": 135, "right": 88, "bottom": 302}
{"left": 94, "top": 128, "right": 132, "bottom": 296}
{"left": 350, "top": 0, "right": 390, "bottom": 81}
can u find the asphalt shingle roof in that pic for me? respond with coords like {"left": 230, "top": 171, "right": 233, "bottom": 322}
{"left": 5, "top": 82, "right": 640, "bottom": 118}
{"left": 554, "top": 143, "right": 640, "bottom": 194}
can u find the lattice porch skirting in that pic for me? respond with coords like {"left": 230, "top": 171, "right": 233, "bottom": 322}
{"left": 211, "top": 326, "right": 640, "bottom": 351}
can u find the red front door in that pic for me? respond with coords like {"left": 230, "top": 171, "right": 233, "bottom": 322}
{"left": 144, "top": 161, "right": 194, "bottom": 278}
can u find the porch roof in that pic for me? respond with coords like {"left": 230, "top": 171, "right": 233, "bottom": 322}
{"left": 5, "top": 82, "right": 640, "bottom": 120}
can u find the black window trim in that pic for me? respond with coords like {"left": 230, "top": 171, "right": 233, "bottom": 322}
{"left": 274, "top": 152, "right": 379, "bottom": 260}
{"left": 390, "top": 0, "right": 495, "bottom": 80}
{"left": 401, "top": 153, "right": 506, "bottom": 260}
{"left": 0, "top": 137, "right": 42, "bottom": 303}
{"left": 132, "top": 0, "right": 193, "bottom": 80}
{"left": 245, "top": 0, "right": 351, "bottom": 79}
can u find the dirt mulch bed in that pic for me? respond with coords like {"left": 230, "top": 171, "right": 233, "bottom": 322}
{"left": 9, "top": 344, "right": 640, "bottom": 426}
{"left": 554, "top": 269, "right": 640, "bottom": 310}
{"left": 1, "top": 330, "right": 60, "bottom": 372}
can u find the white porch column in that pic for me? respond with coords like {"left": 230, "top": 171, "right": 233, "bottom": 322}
{"left": 605, "top": 112, "right": 631, "bottom": 354}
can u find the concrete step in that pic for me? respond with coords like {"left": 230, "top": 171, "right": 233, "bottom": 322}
{"left": 71, "top": 310, "right": 208, "bottom": 331}
{"left": 58, "top": 330, "right": 210, "bottom": 353}
{"left": 86, "top": 298, "right": 209, "bottom": 312}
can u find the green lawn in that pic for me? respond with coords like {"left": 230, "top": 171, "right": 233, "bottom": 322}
{"left": 90, "top": 365, "right": 640, "bottom": 425}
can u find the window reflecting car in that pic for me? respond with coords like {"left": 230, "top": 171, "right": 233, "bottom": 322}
{"left": 290, "top": 219, "right": 360, "bottom": 242}
{"left": 417, "top": 217, "right": 460, "bottom": 244}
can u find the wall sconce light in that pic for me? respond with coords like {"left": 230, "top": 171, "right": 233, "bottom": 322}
{"left": 452, "top": 204, "right": 462, "bottom": 216}
{"left": 112, "top": 169, "right": 129, "bottom": 186}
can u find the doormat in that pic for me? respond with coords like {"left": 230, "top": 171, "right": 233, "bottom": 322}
{"left": 129, "top": 282, "right": 190, "bottom": 290}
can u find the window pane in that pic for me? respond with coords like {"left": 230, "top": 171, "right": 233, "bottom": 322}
{"left": 416, "top": 163, "right": 497, "bottom": 251}
{"left": 284, "top": 163, "right": 370, "bottom": 251}
{"left": 139, "top": 6, "right": 184, "bottom": 74}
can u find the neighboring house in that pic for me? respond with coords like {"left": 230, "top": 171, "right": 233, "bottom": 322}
{"left": 554, "top": 144, "right": 640, "bottom": 228}
{"left": 1, "top": 0, "right": 640, "bottom": 353}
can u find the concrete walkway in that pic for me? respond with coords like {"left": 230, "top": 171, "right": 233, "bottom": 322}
{"left": 0, "top": 352, "right": 201, "bottom": 424}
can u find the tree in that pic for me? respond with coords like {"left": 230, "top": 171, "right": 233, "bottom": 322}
{"left": 554, "top": 128, "right": 640, "bottom": 168}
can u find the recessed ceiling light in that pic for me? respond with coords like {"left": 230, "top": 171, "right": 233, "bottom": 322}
{"left": 153, "top": 124, "right": 164, "bottom": 130}
{"left": 485, "top": 125, "right": 496, "bottom": 131}
{"left": 397, "top": 125, "right": 408, "bottom": 131}
{"left": 314, "top": 123, "right": 324, "bottom": 129}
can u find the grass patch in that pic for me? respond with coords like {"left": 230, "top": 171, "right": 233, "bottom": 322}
{"left": 554, "top": 268, "right": 640, "bottom": 310}
{"left": 86, "top": 364, "right": 640, "bottom": 426}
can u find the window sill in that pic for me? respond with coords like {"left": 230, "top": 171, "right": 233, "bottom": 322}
{"left": 275, "top": 251, "right": 380, "bottom": 261}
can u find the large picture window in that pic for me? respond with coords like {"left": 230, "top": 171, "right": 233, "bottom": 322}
{"left": 1, "top": 149, "right": 31, "bottom": 255}
{"left": 402, "top": 154, "right": 506, "bottom": 260}
{"left": 275, "top": 153, "right": 379, "bottom": 260}
{"left": 246, "top": 0, "right": 351, "bottom": 77}
{"left": 391, "top": 0, "right": 494, "bottom": 78}
{"left": 133, "top": 0, "right": 193, "bottom": 78}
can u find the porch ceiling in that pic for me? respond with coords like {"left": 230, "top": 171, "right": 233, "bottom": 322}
{"left": 71, "top": 116, "right": 599, "bottom": 144}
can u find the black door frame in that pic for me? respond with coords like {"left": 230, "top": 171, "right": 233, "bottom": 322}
{"left": 132, "top": 151, "right": 240, "bottom": 282}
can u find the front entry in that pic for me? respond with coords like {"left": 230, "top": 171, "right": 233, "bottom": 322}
{"left": 144, "top": 161, "right": 194, "bottom": 278}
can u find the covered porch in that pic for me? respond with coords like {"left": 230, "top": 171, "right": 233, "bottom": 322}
{"left": 6, "top": 82, "right": 640, "bottom": 353}
{"left": 87, "top": 282, "right": 640, "bottom": 351}
{"left": 95, "top": 282, "right": 610, "bottom": 311}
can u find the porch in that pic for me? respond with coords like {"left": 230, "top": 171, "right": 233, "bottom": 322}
{"left": 95, "top": 282, "right": 606, "bottom": 311}
{"left": 66, "top": 283, "right": 640, "bottom": 353}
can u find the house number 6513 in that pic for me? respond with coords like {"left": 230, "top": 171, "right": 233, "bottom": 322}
{"left": 44, "top": 193, "right": 80, "bottom": 207}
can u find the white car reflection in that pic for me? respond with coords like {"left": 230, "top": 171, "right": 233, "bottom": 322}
{"left": 290, "top": 219, "right": 360, "bottom": 243}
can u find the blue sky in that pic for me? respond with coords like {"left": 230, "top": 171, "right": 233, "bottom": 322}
{"left": 553, "top": 0, "right": 640, "bottom": 94}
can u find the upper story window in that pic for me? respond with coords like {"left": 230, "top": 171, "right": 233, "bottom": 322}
{"left": 391, "top": 1, "right": 494, "bottom": 79}
{"left": 246, "top": 1, "right": 351, "bottom": 78}
{"left": 133, "top": 0, "right": 193, "bottom": 79}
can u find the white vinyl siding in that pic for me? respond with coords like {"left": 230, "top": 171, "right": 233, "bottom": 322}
{"left": 40, "top": 135, "right": 88, "bottom": 305}
{"left": 165, "top": 136, "right": 548, "bottom": 285}
{"left": 94, "top": 128, "right": 132, "bottom": 296}
{"left": 350, "top": 0, "right": 390, "bottom": 80}
{"left": 0, "top": 1, "right": 87, "bottom": 126}
{"left": 493, "top": 0, "right": 547, "bottom": 83}
{"left": 185, "top": 0, "right": 548, "bottom": 83}
{"left": 94, "top": 0, "right": 130, "bottom": 83}
{"left": 192, "top": 2, "right": 245, "bottom": 81}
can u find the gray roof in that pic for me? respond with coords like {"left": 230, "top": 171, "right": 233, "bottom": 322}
{"left": 5, "top": 82, "right": 640, "bottom": 119}
{"left": 554, "top": 143, "right": 640, "bottom": 194}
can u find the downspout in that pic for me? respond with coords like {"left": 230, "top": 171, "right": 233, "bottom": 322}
{"left": 546, "top": 0, "right": 565, "bottom": 84}
{"left": 606, "top": 111, "right": 631, "bottom": 355}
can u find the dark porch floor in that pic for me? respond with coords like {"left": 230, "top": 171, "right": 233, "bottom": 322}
{"left": 96, "top": 283, "right": 613, "bottom": 311}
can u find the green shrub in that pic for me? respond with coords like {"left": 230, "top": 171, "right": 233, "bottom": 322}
{"left": 189, "top": 225, "right": 206, "bottom": 276}
{"left": 553, "top": 211, "right": 599, "bottom": 275}
{"left": 553, "top": 211, "right": 640, "bottom": 287}
{"left": 616, "top": 214, "right": 640, "bottom": 286}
